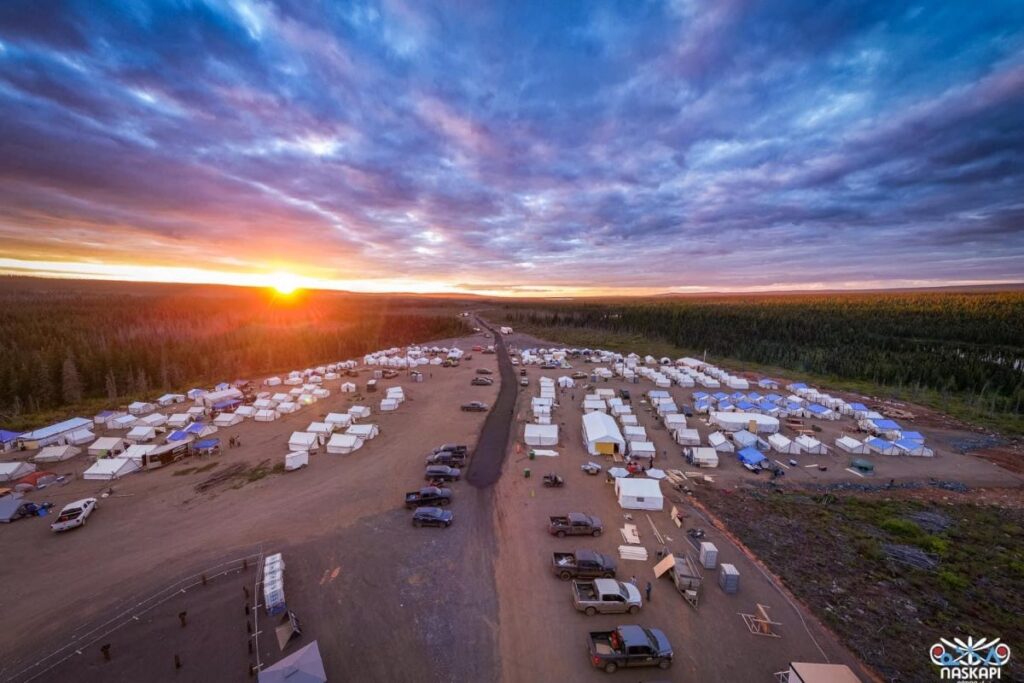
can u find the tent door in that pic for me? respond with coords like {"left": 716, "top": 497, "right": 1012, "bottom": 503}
{"left": 597, "top": 441, "right": 614, "bottom": 455}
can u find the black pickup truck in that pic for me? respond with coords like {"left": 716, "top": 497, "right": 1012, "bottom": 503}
{"left": 549, "top": 512, "right": 603, "bottom": 537}
{"left": 404, "top": 486, "right": 453, "bottom": 509}
{"left": 551, "top": 550, "right": 616, "bottom": 580}
{"left": 587, "top": 625, "right": 673, "bottom": 673}
{"left": 425, "top": 450, "right": 467, "bottom": 466}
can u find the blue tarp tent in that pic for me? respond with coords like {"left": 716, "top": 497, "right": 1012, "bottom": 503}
{"left": 736, "top": 400, "right": 757, "bottom": 411}
{"left": 758, "top": 378, "right": 779, "bottom": 388}
{"left": 747, "top": 391, "right": 762, "bottom": 400}
{"left": 169, "top": 422, "right": 208, "bottom": 441}
{"left": 789, "top": 383, "right": 808, "bottom": 391}
{"left": 848, "top": 402, "right": 868, "bottom": 412}
{"left": 807, "top": 404, "right": 830, "bottom": 416}
{"left": 212, "top": 399, "right": 241, "bottom": 411}
{"left": 648, "top": 390, "right": 671, "bottom": 400}
{"left": 712, "top": 392, "right": 728, "bottom": 401}
{"left": 194, "top": 438, "right": 220, "bottom": 454}
{"left": 693, "top": 392, "right": 709, "bottom": 400}
{"left": 873, "top": 419, "right": 902, "bottom": 431}
{"left": 901, "top": 431, "right": 925, "bottom": 442}
{"left": 738, "top": 447, "right": 767, "bottom": 466}
{"left": 0, "top": 429, "right": 21, "bottom": 447}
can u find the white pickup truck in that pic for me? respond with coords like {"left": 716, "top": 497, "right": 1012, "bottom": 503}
{"left": 572, "top": 579, "right": 642, "bottom": 615}
{"left": 50, "top": 498, "right": 97, "bottom": 532}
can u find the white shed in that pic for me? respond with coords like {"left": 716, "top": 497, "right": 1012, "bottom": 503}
{"left": 524, "top": 423, "right": 559, "bottom": 447}
{"left": 615, "top": 477, "right": 664, "bottom": 511}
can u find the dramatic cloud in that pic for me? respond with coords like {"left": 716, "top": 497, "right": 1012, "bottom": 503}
{"left": 0, "top": 0, "right": 1022, "bottom": 294}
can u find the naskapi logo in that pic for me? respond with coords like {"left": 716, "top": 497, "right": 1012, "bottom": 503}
{"left": 930, "top": 637, "right": 1011, "bottom": 680}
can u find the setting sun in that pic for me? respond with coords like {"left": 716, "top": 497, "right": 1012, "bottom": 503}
{"left": 270, "top": 271, "right": 300, "bottom": 295}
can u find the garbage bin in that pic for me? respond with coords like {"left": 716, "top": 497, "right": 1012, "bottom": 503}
{"left": 524, "top": 468, "right": 531, "bottom": 478}
{"left": 529, "top": 450, "right": 536, "bottom": 460}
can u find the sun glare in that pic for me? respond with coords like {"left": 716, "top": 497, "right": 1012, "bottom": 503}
{"left": 270, "top": 271, "right": 300, "bottom": 295}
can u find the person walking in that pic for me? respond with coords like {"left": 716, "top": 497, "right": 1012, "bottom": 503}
{"left": 645, "top": 581, "right": 652, "bottom": 602}
{"left": 630, "top": 575, "right": 637, "bottom": 588}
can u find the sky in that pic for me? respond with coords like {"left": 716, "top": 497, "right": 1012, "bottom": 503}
{"left": 0, "top": 1, "right": 1022, "bottom": 296}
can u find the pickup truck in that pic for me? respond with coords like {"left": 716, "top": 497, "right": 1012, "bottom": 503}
{"left": 425, "top": 450, "right": 466, "bottom": 466}
{"left": 573, "top": 579, "right": 642, "bottom": 615}
{"left": 552, "top": 550, "right": 616, "bottom": 580}
{"left": 50, "top": 498, "right": 97, "bottom": 532}
{"left": 404, "top": 486, "right": 453, "bottom": 509}
{"left": 587, "top": 625, "right": 673, "bottom": 673}
{"left": 432, "top": 444, "right": 467, "bottom": 455}
{"left": 549, "top": 512, "right": 603, "bottom": 537}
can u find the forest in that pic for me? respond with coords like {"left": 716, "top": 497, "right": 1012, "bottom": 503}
{"left": 493, "top": 291, "right": 1024, "bottom": 433}
{"left": 0, "top": 277, "right": 469, "bottom": 430}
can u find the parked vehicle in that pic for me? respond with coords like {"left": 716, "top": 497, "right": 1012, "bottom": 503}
{"left": 519, "top": 377, "right": 529, "bottom": 386}
{"left": 433, "top": 444, "right": 468, "bottom": 454}
{"left": 581, "top": 462, "right": 602, "bottom": 475}
{"left": 471, "top": 377, "right": 494, "bottom": 386}
{"left": 618, "top": 389, "right": 631, "bottom": 401}
{"left": 424, "top": 465, "right": 461, "bottom": 482}
{"left": 461, "top": 402, "right": 488, "bottom": 412}
{"left": 475, "top": 368, "right": 493, "bottom": 375}
{"left": 587, "top": 625, "right": 673, "bottom": 673}
{"left": 425, "top": 451, "right": 466, "bottom": 466}
{"left": 542, "top": 473, "right": 564, "bottom": 488}
{"left": 549, "top": 513, "right": 603, "bottom": 537}
{"left": 572, "top": 371, "right": 588, "bottom": 379}
{"left": 50, "top": 498, "right": 97, "bottom": 532}
{"left": 552, "top": 550, "right": 617, "bottom": 580}
{"left": 412, "top": 506, "right": 454, "bottom": 528}
{"left": 404, "top": 487, "right": 453, "bottom": 509}
{"left": 573, "top": 579, "right": 642, "bottom": 615}
{"left": 510, "top": 358, "right": 519, "bottom": 365}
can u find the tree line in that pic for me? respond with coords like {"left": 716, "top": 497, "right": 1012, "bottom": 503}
{"left": 496, "top": 291, "right": 1024, "bottom": 417}
{"left": 0, "top": 278, "right": 468, "bottom": 427}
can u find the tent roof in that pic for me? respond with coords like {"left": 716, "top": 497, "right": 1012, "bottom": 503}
{"left": 738, "top": 447, "right": 767, "bottom": 465}
{"left": 90, "top": 436, "right": 124, "bottom": 449}
{"left": 872, "top": 419, "right": 901, "bottom": 430}
{"left": 258, "top": 641, "right": 326, "bottom": 683}
{"left": 616, "top": 477, "right": 663, "bottom": 497}
{"left": 525, "top": 424, "right": 558, "bottom": 437}
{"left": 18, "top": 417, "right": 92, "bottom": 441}
{"left": 582, "top": 411, "right": 625, "bottom": 443}
{"left": 0, "top": 429, "right": 21, "bottom": 444}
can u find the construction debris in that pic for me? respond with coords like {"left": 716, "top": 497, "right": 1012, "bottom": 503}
{"left": 620, "top": 524, "right": 640, "bottom": 544}
{"left": 618, "top": 545, "right": 649, "bottom": 561}
{"left": 739, "top": 604, "right": 781, "bottom": 637}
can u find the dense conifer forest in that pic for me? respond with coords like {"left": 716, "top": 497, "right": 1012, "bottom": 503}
{"left": 0, "top": 278, "right": 468, "bottom": 428}
{"left": 495, "top": 291, "right": 1024, "bottom": 432}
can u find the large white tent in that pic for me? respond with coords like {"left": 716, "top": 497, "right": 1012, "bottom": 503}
{"left": 83, "top": 457, "right": 140, "bottom": 480}
{"left": 524, "top": 424, "right": 558, "bottom": 447}
{"left": 324, "top": 413, "right": 352, "bottom": 430}
{"left": 346, "top": 424, "right": 379, "bottom": 440}
{"left": 326, "top": 433, "right": 364, "bottom": 455}
{"left": 33, "top": 444, "right": 81, "bottom": 463}
{"left": 768, "top": 434, "right": 801, "bottom": 455}
{"left": 288, "top": 432, "right": 319, "bottom": 452}
{"left": 673, "top": 428, "right": 701, "bottom": 446}
{"left": 835, "top": 435, "right": 868, "bottom": 454}
{"left": 88, "top": 437, "right": 126, "bottom": 457}
{"left": 581, "top": 412, "right": 626, "bottom": 456}
{"left": 615, "top": 477, "right": 664, "bottom": 511}
{"left": 0, "top": 461, "right": 36, "bottom": 482}
{"left": 710, "top": 411, "right": 780, "bottom": 434}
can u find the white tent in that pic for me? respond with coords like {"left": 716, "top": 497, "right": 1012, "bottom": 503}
{"left": 326, "top": 433, "right": 364, "bottom": 455}
{"left": 583, "top": 399, "right": 607, "bottom": 413}
{"left": 348, "top": 406, "right": 371, "bottom": 420}
{"left": 83, "top": 457, "right": 140, "bottom": 481}
{"left": 619, "top": 414, "right": 639, "bottom": 427}
{"left": 265, "top": 377, "right": 282, "bottom": 386}
{"left": 0, "top": 461, "right": 36, "bottom": 481}
{"left": 109, "top": 414, "right": 138, "bottom": 430}
{"left": 767, "top": 433, "right": 800, "bottom": 454}
{"left": 33, "top": 444, "right": 81, "bottom": 463}
{"left": 794, "top": 435, "right": 827, "bottom": 455}
{"left": 688, "top": 447, "right": 719, "bottom": 468}
{"left": 66, "top": 429, "right": 95, "bottom": 446}
{"left": 710, "top": 411, "right": 780, "bottom": 434}
{"left": 277, "top": 401, "right": 299, "bottom": 414}
{"left": 524, "top": 423, "right": 558, "bottom": 446}
{"left": 235, "top": 406, "right": 256, "bottom": 419}
{"left": 664, "top": 414, "right": 687, "bottom": 430}
{"left": 254, "top": 409, "right": 279, "bottom": 422}
{"left": 307, "top": 422, "right": 334, "bottom": 437}
{"left": 289, "top": 432, "right": 319, "bottom": 452}
{"left": 88, "top": 437, "right": 126, "bottom": 457}
{"left": 168, "top": 414, "right": 192, "bottom": 428}
{"left": 380, "top": 398, "right": 399, "bottom": 412}
{"left": 128, "top": 401, "right": 154, "bottom": 416}
{"left": 673, "top": 428, "right": 701, "bottom": 446}
{"left": 582, "top": 412, "right": 626, "bottom": 456}
{"left": 341, "top": 382, "right": 357, "bottom": 393}
{"left": 615, "top": 477, "right": 664, "bottom": 511}
{"left": 253, "top": 399, "right": 277, "bottom": 410}
{"left": 628, "top": 440, "right": 656, "bottom": 460}
{"left": 346, "top": 424, "right": 379, "bottom": 440}
{"left": 707, "top": 431, "right": 735, "bottom": 453}
{"left": 213, "top": 412, "right": 243, "bottom": 427}
{"left": 623, "top": 426, "right": 648, "bottom": 443}
{"left": 187, "top": 406, "right": 206, "bottom": 417}
{"left": 123, "top": 444, "right": 157, "bottom": 466}
{"left": 285, "top": 451, "right": 309, "bottom": 470}
{"left": 157, "top": 393, "right": 185, "bottom": 406}
{"left": 126, "top": 425, "right": 157, "bottom": 443}
{"left": 325, "top": 413, "right": 352, "bottom": 430}
{"left": 139, "top": 413, "right": 167, "bottom": 428}
{"left": 835, "top": 435, "right": 868, "bottom": 454}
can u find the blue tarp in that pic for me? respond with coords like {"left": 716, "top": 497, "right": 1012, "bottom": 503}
{"left": 194, "top": 438, "right": 219, "bottom": 450}
{"left": 786, "top": 402, "right": 803, "bottom": 412}
{"left": 895, "top": 438, "right": 923, "bottom": 451}
{"left": 736, "top": 400, "right": 757, "bottom": 411}
{"left": 648, "top": 390, "right": 671, "bottom": 399}
{"left": 758, "top": 378, "right": 779, "bottom": 388}
{"left": 757, "top": 400, "right": 778, "bottom": 412}
{"left": 169, "top": 422, "right": 207, "bottom": 441}
{"left": 901, "top": 431, "right": 924, "bottom": 442}
{"left": 730, "top": 392, "right": 745, "bottom": 400}
{"left": 0, "top": 429, "right": 22, "bottom": 444}
{"left": 738, "top": 447, "right": 767, "bottom": 466}
{"left": 693, "top": 392, "right": 709, "bottom": 400}
{"left": 212, "top": 399, "right": 241, "bottom": 410}
{"left": 718, "top": 401, "right": 734, "bottom": 411}
{"left": 848, "top": 402, "right": 868, "bottom": 412}
{"left": 807, "top": 404, "right": 830, "bottom": 415}
{"left": 765, "top": 393, "right": 782, "bottom": 403}
{"left": 873, "top": 419, "right": 901, "bottom": 430}
{"left": 790, "top": 383, "right": 808, "bottom": 390}
{"left": 712, "top": 392, "right": 728, "bottom": 401}
{"left": 747, "top": 391, "right": 762, "bottom": 400}
{"left": 17, "top": 417, "right": 92, "bottom": 441}
{"left": 867, "top": 437, "right": 894, "bottom": 450}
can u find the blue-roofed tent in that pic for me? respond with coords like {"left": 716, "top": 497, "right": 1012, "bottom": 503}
{"left": 765, "top": 393, "right": 782, "bottom": 403}
{"left": 757, "top": 400, "right": 780, "bottom": 415}
{"left": 730, "top": 392, "right": 746, "bottom": 401}
{"left": 0, "top": 429, "right": 21, "bottom": 452}
{"left": 873, "top": 419, "right": 901, "bottom": 430}
{"left": 758, "top": 378, "right": 780, "bottom": 389}
{"left": 717, "top": 401, "right": 734, "bottom": 412}
{"left": 17, "top": 417, "right": 93, "bottom": 448}
{"left": 866, "top": 438, "right": 899, "bottom": 455}
{"left": 789, "top": 383, "right": 808, "bottom": 391}
{"left": 712, "top": 392, "right": 728, "bottom": 401}
{"left": 194, "top": 438, "right": 220, "bottom": 454}
{"left": 747, "top": 391, "right": 762, "bottom": 400}
{"left": 736, "top": 400, "right": 757, "bottom": 412}
{"left": 785, "top": 402, "right": 803, "bottom": 413}
{"left": 737, "top": 447, "right": 768, "bottom": 466}
{"left": 212, "top": 399, "right": 241, "bottom": 411}
{"left": 806, "top": 404, "right": 837, "bottom": 420}
{"left": 895, "top": 438, "right": 933, "bottom": 456}
{"left": 693, "top": 391, "right": 709, "bottom": 400}
{"left": 848, "top": 402, "right": 868, "bottom": 412}
{"left": 901, "top": 431, "right": 925, "bottom": 443}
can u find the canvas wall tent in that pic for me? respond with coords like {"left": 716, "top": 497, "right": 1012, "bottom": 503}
{"left": 348, "top": 406, "right": 371, "bottom": 420}
{"left": 615, "top": 477, "right": 664, "bottom": 511}
{"left": 168, "top": 423, "right": 217, "bottom": 441}
{"left": 732, "top": 430, "right": 761, "bottom": 449}
{"left": 795, "top": 435, "right": 827, "bottom": 455}
{"left": 866, "top": 438, "right": 899, "bottom": 456}
{"left": 110, "top": 414, "right": 138, "bottom": 430}
{"left": 67, "top": 429, "right": 95, "bottom": 446}
{"left": 895, "top": 439, "right": 934, "bottom": 457}
{"left": 213, "top": 412, "right": 243, "bottom": 428}
{"left": 0, "top": 461, "right": 36, "bottom": 481}
{"left": 271, "top": 393, "right": 291, "bottom": 403}
{"left": 805, "top": 404, "right": 838, "bottom": 420}
{"left": 346, "top": 424, "right": 379, "bottom": 440}
{"left": 157, "top": 394, "right": 185, "bottom": 406}
{"left": 610, "top": 404, "right": 632, "bottom": 417}
{"left": 688, "top": 447, "right": 719, "bottom": 468}
{"left": 324, "top": 413, "right": 352, "bottom": 429}
{"left": 16, "top": 417, "right": 94, "bottom": 449}
{"left": 326, "top": 433, "right": 363, "bottom": 455}
{"left": 674, "top": 428, "right": 701, "bottom": 446}
{"left": 83, "top": 457, "right": 140, "bottom": 481}
{"left": 285, "top": 451, "right": 309, "bottom": 471}
{"left": 628, "top": 441, "right": 656, "bottom": 461}
{"left": 298, "top": 394, "right": 317, "bottom": 406}
{"left": 341, "top": 382, "right": 357, "bottom": 393}
{"left": 187, "top": 406, "right": 207, "bottom": 417}
{"left": 533, "top": 404, "right": 551, "bottom": 419}
{"left": 122, "top": 444, "right": 157, "bottom": 467}
{"left": 835, "top": 435, "right": 868, "bottom": 454}
{"left": 525, "top": 423, "right": 559, "bottom": 447}
{"left": 88, "top": 437, "right": 126, "bottom": 457}
{"left": 277, "top": 402, "right": 299, "bottom": 414}
{"left": 619, "top": 414, "right": 639, "bottom": 427}
{"left": 33, "top": 444, "right": 81, "bottom": 463}
{"left": 711, "top": 411, "right": 780, "bottom": 434}
{"left": 167, "top": 414, "right": 192, "bottom": 428}
{"left": 306, "top": 422, "right": 334, "bottom": 437}
{"left": 138, "top": 413, "right": 167, "bottom": 428}
{"left": 1, "top": 430, "right": 21, "bottom": 453}
{"left": 254, "top": 409, "right": 279, "bottom": 422}
{"left": 582, "top": 412, "right": 626, "bottom": 456}
{"left": 234, "top": 406, "right": 256, "bottom": 419}
{"left": 253, "top": 399, "right": 276, "bottom": 410}
{"left": 94, "top": 410, "right": 118, "bottom": 426}
{"left": 664, "top": 414, "right": 686, "bottom": 430}
{"left": 707, "top": 431, "right": 735, "bottom": 453}
{"left": 861, "top": 418, "right": 903, "bottom": 440}
{"left": 557, "top": 376, "right": 575, "bottom": 388}
{"left": 583, "top": 399, "right": 607, "bottom": 413}
{"left": 187, "top": 388, "right": 206, "bottom": 401}
{"left": 623, "top": 426, "right": 648, "bottom": 443}
{"left": 289, "top": 432, "right": 319, "bottom": 452}
{"left": 768, "top": 434, "right": 801, "bottom": 455}
{"left": 128, "top": 401, "right": 155, "bottom": 416}
{"left": 126, "top": 426, "right": 157, "bottom": 443}
{"left": 201, "top": 388, "right": 243, "bottom": 408}
{"left": 380, "top": 398, "right": 399, "bottom": 412}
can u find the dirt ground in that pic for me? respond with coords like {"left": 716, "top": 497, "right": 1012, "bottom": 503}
{"left": 2, "top": 323, "right": 1020, "bottom": 682}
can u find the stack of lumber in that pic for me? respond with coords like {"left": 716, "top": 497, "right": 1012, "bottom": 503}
{"left": 618, "top": 545, "right": 649, "bottom": 561}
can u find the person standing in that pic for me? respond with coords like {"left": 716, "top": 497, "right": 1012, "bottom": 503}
{"left": 645, "top": 581, "right": 652, "bottom": 602}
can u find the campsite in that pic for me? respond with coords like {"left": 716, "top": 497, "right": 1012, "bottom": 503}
{"left": 1, "top": 314, "right": 1021, "bottom": 683}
